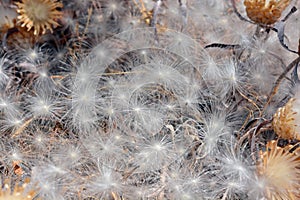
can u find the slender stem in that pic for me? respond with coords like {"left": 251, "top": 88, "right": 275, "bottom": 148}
{"left": 262, "top": 56, "right": 300, "bottom": 115}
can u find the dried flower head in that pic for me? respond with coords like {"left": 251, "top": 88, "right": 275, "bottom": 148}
{"left": 256, "top": 140, "right": 300, "bottom": 199}
{"left": 273, "top": 98, "right": 300, "bottom": 140}
{"left": 15, "top": 0, "right": 63, "bottom": 35}
{"left": 244, "top": 0, "right": 290, "bottom": 25}
{"left": 0, "top": 178, "right": 38, "bottom": 200}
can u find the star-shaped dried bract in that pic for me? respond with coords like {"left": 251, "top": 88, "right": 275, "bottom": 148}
{"left": 257, "top": 140, "right": 300, "bottom": 199}
{"left": 15, "top": 0, "right": 63, "bottom": 35}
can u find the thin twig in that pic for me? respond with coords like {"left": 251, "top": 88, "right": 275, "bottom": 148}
{"left": 250, "top": 120, "right": 272, "bottom": 154}
{"left": 83, "top": 7, "right": 93, "bottom": 37}
{"left": 238, "top": 90, "right": 261, "bottom": 116}
{"left": 262, "top": 56, "right": 300, "bottom": 114}
{"left": 151, "top": 0, "right": 163, "bottom": 42}
{"left": 204, "top": 43, "right": 241, "bottom": 49}
{"left": 12, "top": 117, "right": 34, "bottom": 138}
{"left": 221, "top": 188, "right": 229, "bottom": 200}
{"left": 230, "top": 0, "right": 254, "bottom": 24}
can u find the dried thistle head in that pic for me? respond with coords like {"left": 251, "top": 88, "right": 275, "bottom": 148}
{"left": 15, "top": 0, "right": 63, "bottom": 35}
{"left": 273, "top": 98, "right": 300, "bottom": 140}
{"left": 0, "top": 178, "right": 38, "bottom": 200}
{"left": 257, "top": 140, "right": 300, "bottom": 199}
{"left": 244, "top": 0, "right": 290, "bottom": 25}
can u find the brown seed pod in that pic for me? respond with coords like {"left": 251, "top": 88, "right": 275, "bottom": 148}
{"left": 15, "top": 0, "right": 63, "bottom": 35}
{"left": 244, "top": 0, "right": 290, "bottom": 25}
